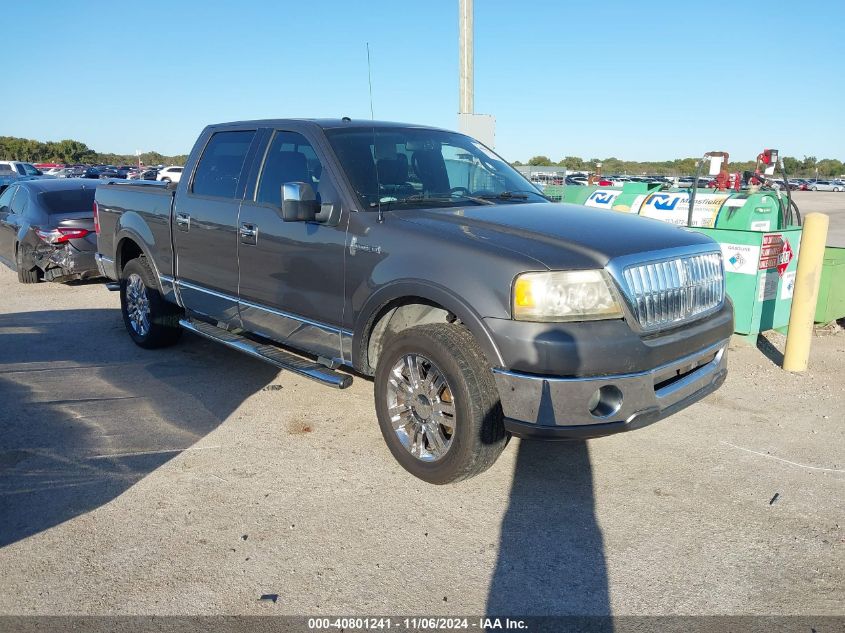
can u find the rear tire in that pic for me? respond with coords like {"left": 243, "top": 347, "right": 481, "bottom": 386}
{"left": 374, "top": 323, "right": 508, "bottom": 484}
{"left": 15, "top": 245, "right": 41, "bottom": 284}
{"left": 120, "top": 256, "right": 182, "bottom": 349}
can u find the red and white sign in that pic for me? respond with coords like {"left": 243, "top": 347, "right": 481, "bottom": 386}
{"left": 759, "top": 234, "right": 794, "bottom": 277}
{"left": 777, "top": 239, "right": 793, "bottom": 277}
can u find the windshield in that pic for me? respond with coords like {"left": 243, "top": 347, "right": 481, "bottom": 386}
{"left": 324, "top": 127, "right": 546, "bottom": 210}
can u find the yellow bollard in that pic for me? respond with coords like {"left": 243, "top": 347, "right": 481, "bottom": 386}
{"left": 783, "top": 212, "right": 829, "bottom": 372}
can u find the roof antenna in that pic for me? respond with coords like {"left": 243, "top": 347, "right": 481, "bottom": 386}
{"left": 367, "top": 42, "right": 384, "bottom": 223}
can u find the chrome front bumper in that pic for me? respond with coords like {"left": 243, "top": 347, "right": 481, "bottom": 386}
{"left": 493, "top": 339, "right": 729, "bottom": 439}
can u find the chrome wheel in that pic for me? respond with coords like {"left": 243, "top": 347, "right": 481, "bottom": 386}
{"left": 386, "top": 354, "right": 456, "bottom": 462}
{"left": 125, "top": 273, "right": 151, "bottom": 337}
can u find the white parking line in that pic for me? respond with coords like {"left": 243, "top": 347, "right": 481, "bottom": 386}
{"left": 721, "top": 441, "right": 845, "bottom": 474}
{"left": 86, "top": 446, "right": 221, "bottom": 460}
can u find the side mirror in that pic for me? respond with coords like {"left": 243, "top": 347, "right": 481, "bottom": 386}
{"left": 281, "top": 182, "right": 320, "bottom": 222}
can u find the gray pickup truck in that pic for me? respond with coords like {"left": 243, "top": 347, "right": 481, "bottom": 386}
{"left": 95, "top": 119, "right": 733, "bottom": 483}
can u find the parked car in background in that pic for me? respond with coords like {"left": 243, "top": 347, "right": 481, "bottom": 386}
{"left": 0, "top": 178, "right": 100, "bottom": 283}
{"left": 0, "top": 165, "right": 18, "bottom": 193}
{"left": 50, "top": 167, "right": 77, "bottom": 178}
{"left": 78, "top": 167, "right": 103, "bottom": 179}
{"left": 156, "top": 166, "right": 183, "bottom": 183}
{"left": 0, "top": 165, "right": 44, "bottom": 194}
{"left": 772, "top": 179, "right": 799, "bottom": 191}
{"left": 63, "top": 166, "right": 87, "bottom": 178}
{"left": 809, "top": 180, "right": 842, "bottom": 192}
{"left": 676, "top": 177, "right": 714, "bottom": 189}
{"left": 127, "top": 167, "right": 159, "bottom": 181}
{"left": 0, "top": 161, "right": 45, "bottom": 178}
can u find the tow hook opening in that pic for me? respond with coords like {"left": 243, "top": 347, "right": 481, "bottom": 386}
{"left": 588, "top": 385, "right": 623, "bottom": 418}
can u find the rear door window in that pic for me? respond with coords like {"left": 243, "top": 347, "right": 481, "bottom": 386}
{"left": 191, "top": 130, "right": 256, "bottom": 199}
{"left": 0, "top": 186, "right": 16, "bottom": 210}
{"left": 0, "top": 186, "right": 17, "bottom": 222}
{"left": 9, "top": 188, "right": 28, "bottom": 214}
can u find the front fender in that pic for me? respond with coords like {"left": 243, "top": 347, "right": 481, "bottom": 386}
{"left": 352, "top": 279, "right": 505, "bottom": 372}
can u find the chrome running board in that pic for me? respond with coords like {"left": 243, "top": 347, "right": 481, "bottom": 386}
{"left": 179, "top": 318, "right": 352, "bottom": 389}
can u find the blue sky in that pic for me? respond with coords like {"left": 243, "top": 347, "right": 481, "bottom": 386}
{"left": 5, "top": 0, "right": 843, "bottom": 162}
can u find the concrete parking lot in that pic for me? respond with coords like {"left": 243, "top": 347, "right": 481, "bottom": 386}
{"left": 0, "top": 246, "right": 843, "bottom": 616}
{"left": 792, "top": 191, "right": 845, "bottom": 247}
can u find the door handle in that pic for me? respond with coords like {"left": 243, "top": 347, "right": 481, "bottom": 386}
{"left": 240, "top": 222, "right": 258, "bottom": 245}
{"left": 175, "top": 213, "right": 191, "bottom": 231}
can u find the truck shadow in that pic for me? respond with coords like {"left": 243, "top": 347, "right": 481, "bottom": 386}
{"left": 486, "top": 440, "right": 611, "bottom": 620}
{"left": 486, "top": 327, "right": 611, "bottom": 622}
{"left": 0, "top": 308, "right": 277, "bottom": 548}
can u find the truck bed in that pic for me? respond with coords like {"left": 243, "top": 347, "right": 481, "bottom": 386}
{"left": 96, "top": 179, "right": 176, "bottom": 280}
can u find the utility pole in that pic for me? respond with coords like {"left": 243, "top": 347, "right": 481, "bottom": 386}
{"left": 457, "top": 0, "right": 494, "bottom": 147}
{"left": 459, "top": 0, "right": 473, "bottom": 115}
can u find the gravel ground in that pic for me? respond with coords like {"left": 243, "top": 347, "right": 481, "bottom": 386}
{"left": 0, "top": 267, "right": 842, "bottom": 617}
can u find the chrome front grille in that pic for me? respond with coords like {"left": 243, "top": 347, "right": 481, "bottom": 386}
{"left": 621, "top": 251, "right": 724, "bottom": 330}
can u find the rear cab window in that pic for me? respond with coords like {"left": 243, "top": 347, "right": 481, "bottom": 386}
{"left": 191, "top": 130, "right": 257, "bottom": 199}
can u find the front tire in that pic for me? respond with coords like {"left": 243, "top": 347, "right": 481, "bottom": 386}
{"left": 374, "top": 323, "right": 508, "bottom": 484}
{"left": 120, "top": 256, "right": 182, "bottom": 349}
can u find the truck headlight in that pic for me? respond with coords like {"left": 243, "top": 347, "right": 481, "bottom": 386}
{"left": 513, "top": 270, "right": 623, "bottom": 322}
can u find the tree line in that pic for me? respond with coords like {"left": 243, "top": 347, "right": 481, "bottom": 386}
{"left": 3, "top": 134, "right": 842, "bottom": 178}
{"left": 514, "top": 155, "right": 845, "bottom": 178}
{"left": 0, "top": 136, "right": 188, "bottom": 167}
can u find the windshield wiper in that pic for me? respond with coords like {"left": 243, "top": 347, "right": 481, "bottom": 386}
{"left": 369, "top": 192, "right": 493, "bottom": 209}
{"left": 479, "top": 190, "right": 540, "bottom": 201}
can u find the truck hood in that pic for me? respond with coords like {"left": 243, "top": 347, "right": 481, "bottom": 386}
{"left": 395, "top": 202, "right": 718, "bottom": 269}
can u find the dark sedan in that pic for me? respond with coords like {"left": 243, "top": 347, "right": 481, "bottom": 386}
{"left": 0, "top": 179, "right": 101, "bottom": 283}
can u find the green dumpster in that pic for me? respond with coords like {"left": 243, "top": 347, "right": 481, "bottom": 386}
{"left": 691, "top": 226, "right": 801, "bottom": 341}
{"left": 815, "top": 247, "right": 845, "bottom": 323}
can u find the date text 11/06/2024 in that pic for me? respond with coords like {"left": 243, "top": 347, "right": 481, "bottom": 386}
{"left": 307, "top": 617, "right": 528, "bottom": 630}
